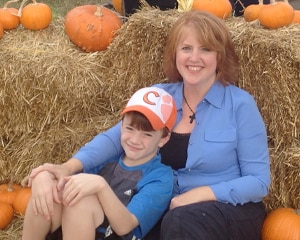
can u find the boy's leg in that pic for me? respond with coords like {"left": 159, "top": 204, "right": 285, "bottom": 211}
{"left": 62, "top": 195, "right": 105, "bottom": 240}
{"left": 22, "top": 198, "right": 63, "bottom": 240}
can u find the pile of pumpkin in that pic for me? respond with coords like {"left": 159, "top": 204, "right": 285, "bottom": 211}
{"left": 177, "top": 0, "right": 300, "bottom": 28}
{"left": 244, "top": 0, "right": 300, "bottom": 28}
{"left": 0, "top": 0, "right": 123, "bottom": 52}
{"left": 0, "top": 0, "right": 52, "bottom": 38}
{"left": 0, "top": 182, "right": 31, "bottom": 230}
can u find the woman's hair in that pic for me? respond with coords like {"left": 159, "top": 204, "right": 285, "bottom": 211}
{"left": 122, "top": 111, "right": 169, "bottom": 137}
{"left": 163, "top": 10, "right": 239, "bottom": 85}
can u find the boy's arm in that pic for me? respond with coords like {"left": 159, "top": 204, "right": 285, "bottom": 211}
{"left": 63, "top": 173, "right": 139, "bottom": 236}
{"left": 96, "top": 179, "right": 139, "bottom": 236}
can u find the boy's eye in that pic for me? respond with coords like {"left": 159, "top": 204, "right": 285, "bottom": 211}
{"left": 143, "top": 132, "right": 153, "bottom": 137}
{"left": 126, "top": 126, "right": 134, "bottom": 131}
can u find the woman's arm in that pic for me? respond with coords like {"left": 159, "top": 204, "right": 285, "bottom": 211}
{"left": 27, "top": 122, "right": 124, "bottom": 218}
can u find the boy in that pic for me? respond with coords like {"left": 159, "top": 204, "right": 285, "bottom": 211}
{"left": 22, "top": 87, "right": 177, "bottom": 240}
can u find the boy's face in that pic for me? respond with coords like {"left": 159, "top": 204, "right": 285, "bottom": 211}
{"left": 121, "top": 115, "right": 170, "bottom": 166}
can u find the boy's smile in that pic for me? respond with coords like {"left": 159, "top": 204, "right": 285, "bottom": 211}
{"left": 121, "top": 115, "right": 169, "bottom": 166}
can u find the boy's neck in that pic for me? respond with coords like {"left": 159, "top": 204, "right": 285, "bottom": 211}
{"left": 122, "top": 154, "right": 156, "bottom": 167}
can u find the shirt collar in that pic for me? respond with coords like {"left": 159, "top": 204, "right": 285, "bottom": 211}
{"left": 174, "top": 81, "right": 225, "bottom": 110}
{"left": 205, "top": 81, "right": 225, "bottom": 109}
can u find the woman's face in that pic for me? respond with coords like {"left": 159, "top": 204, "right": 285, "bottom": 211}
{"left": 175, "top": 27, "right": 218, "bottom": 87}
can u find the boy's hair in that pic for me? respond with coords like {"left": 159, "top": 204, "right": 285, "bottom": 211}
{"left": 122, "top": 111, "right": 169, "bottom": 138}
{"left": 121, "top": 87, "right": 177, "bottom": 131}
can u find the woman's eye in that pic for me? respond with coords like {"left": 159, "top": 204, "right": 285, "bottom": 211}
{"left": 201, "top": 47, "right": 210, "bottom": 52}
{"left": 182, "top": 46, "right": 191, "bottom": 51}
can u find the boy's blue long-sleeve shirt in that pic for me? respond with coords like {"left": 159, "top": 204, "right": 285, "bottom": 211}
{"left": 73, "top": 81, "right": 271, "bottom": 206}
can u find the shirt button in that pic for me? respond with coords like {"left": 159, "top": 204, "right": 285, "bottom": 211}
{"left": 188, "top": 168, "right": 191, "bottom": 172}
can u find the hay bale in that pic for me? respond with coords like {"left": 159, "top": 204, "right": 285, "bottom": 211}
{"left": 0, "top": 215, "right": 23, "bottom": 240}
{"left": 227, "top": 19, "right": 300, "bottom": 150}
{"left": 0, "top": 8, "right": 299, "bottom": 236}
{"left": 0, "top": 115, "right": 118, "bottom": 184}
{"left": 1, "top": 9, "right": 298, "bottom": 149}
{"left": 263, "top": 146, "right": 300, "bottom": 211}
{"left": 0, "top": 18, "right": 110, "bottom": 138}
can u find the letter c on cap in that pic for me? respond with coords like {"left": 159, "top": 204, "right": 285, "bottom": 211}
{"left": 143, "top": 91, "right": 159, "bottom": 106}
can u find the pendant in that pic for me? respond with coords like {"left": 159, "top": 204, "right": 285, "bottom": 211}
{"left": 189, "top": 113, "right": 196, "bottom": 124}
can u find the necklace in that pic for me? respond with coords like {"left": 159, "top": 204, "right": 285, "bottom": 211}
{"left": 182, "top": 89, "right": 196, "bottom": 124}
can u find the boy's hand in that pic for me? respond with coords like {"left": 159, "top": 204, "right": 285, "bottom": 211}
{"left": 30, "top": 171, "right": 62, "bottom": 219}
{"left": 62, "top": 173, "right": 106, "bottom": 206}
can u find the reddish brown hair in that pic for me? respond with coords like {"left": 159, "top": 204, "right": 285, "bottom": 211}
{"left": 163, "top": 11, "right": 239, "bottom": 85}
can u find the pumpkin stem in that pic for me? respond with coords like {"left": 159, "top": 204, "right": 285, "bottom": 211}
{"left": 7, "top": 178, "right": 14, "bottom": 192}
{"left": 177, "top": 0, "right": 193, "bottom": 12}
{"left": 21, "top": 175, "right": 29, "bottom": 187}
{"left": 270, "top": 0, "right": 276, "bottom": 4}
{"left": 94, "top": 5, "right": 103, "bottom": 17}
{"left": 139, "top": 0, "right": 151, "bottom": 8}
{"left": 16, "top": 0, "right": 28, "bottom": 17}
{"left": 258, "top": 0, "right": 263, "bottom": 5}
{"left": 296, "top": 209, "right": 300, "bottom": 215}
{"left": 3, "top": 0, "right": 19, "bottom": 9}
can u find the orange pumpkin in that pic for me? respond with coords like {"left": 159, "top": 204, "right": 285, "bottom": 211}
{"left": 112, "top": 0, "right": 124, "bottom": 15}
{"left": 258, "top": 0, "right": 295, "bottom": 29}
{"left": 292, "top": 10, "right": 300, "bottom": 23}
{"left": 19, "top": 0, "right": 52, "bottom": 30}
{"left": 65, "top": 5, "right": 122, "bottom": 52}
{"left": 262, "top": 208, "right": 300, "bottom": 240}
{"left": 0, "top": 0, "right": 20, "bottom": 30}
{"left": 192, "top": 0, "right": 232, "bottom": 19}
{"left": 12, "top": 187, "right": 31, "bottom": 215}
{"left": 0, "top": 201, "right": 14, "bottom": 230}
{"left": 0, "top": 183, "right": 22, "bottom": 205}
{"left": 243, "top": 0, "right": 264, "bottom": 22}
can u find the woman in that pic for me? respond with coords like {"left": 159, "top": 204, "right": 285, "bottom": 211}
{"left": 155, "top": 10, "right": 270, "bottom": 239}
{"left": 27, "top": 11, "right": 270, "bottom": 240}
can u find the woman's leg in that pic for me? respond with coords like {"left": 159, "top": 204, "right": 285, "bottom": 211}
{"left": 62, "top": 195, "right": 104, "bottom": 240}
{"left": 161, "top": 201, "right": 266, "bottom": 240}
{"left": 22, "top": 197, "right": 63, "bottom": 240}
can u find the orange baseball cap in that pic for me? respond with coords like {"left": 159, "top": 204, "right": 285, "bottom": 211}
{"left": 121, "top": 87, "right": 177, "bottom": 131}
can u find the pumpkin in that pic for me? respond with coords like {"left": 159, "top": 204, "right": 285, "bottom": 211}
{"left": 262, "top": 208, "right": 300, "bottom": 240}
{"left": 0, "top": 183, "right": 22, "bottom": 205}
{"left": 18, "top": 0, "right": 52, "bottom": 30}
{"left": 258, "top": 0, "right": 295, "bottom": 29}
{"left": 112, "top": 0, "right": 124, "bottom": 15}
{"left": 0, "top": 0, "right": 20, "bottom": 30}
{"left": 12, "top": 187, "right": 31, "bottom": 215}
{"left": 192, "top": 0, "right": 232, "bottom": 19}
{"left": 0, "top": 201, "right": 14, "bottom": 230}
{"left": 292, "top": 10, "right": 300, "bottom": 23}
{"left": 65, "top": 5, "right": 122, "bottom": 52}
{"left": 243, "top": 0, "right": 264, "bottom": 22}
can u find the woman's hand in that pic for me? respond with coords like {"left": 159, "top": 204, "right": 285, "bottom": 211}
{"left": 28, "top": 162, "right": 76, "bottom": 191}
{"left": 169, "top": 186, "right": 216, "bottom": 210}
